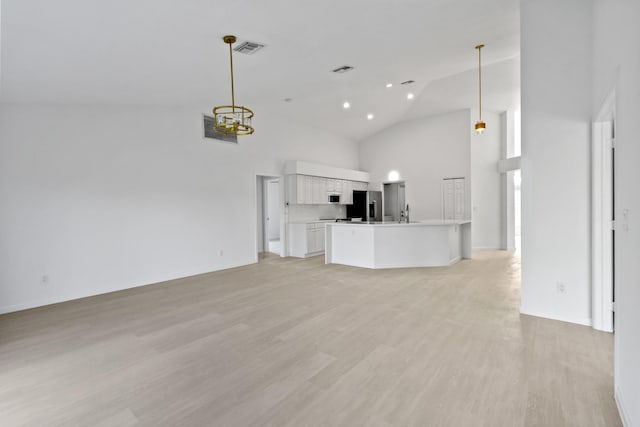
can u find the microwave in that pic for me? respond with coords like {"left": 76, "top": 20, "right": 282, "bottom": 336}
{"left": 328, "top": 193, "right": 341, "bottom": 204}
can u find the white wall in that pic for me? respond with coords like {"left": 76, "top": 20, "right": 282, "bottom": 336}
{"left": 359, "top": 108, "right": 503, "bottom": 249}
{"left": 471, "top": 109, "right": 503, "bottom": 249}
{"left": 592, "top": 0, "right": 640, "bottom": 424}
{"left": 359, "top": 110, "right": 471, "bottom": 222}
{"left": 520, "top": 0, "right": 593, "bottom": 326}
{"left": 0, "top": 104, "right": 359, "bottom": 313}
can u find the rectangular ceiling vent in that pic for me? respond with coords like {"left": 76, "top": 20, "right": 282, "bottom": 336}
{"left": 401, "top": 80, "right": 415, "bottom": 85}
{"left": 233, "top": 41, "right": 265, "bottom": 55}
{"left": 332, "top": 65, "right": 354, "bottom": 74}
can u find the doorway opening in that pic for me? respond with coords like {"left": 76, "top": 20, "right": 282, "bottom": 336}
{"left": 383, "top": 181, "right": 407, "bottom": 221}
{"left": 256, "top": 175, "right": 283, "bottom": 260}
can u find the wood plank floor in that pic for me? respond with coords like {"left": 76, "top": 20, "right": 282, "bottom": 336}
{"left": 0, "top": 251, "right": 621, "bottom": 426}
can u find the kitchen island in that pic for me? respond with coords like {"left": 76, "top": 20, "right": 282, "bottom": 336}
{"left": 325, "top": 220, "right": 471, "bottom": 269}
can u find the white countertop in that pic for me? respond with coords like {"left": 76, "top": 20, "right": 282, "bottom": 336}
{"left": 326, "top": 219, "right": 471, "bottom": 227}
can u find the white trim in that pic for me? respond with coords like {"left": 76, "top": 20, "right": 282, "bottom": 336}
{"left": 254, "top": 173, "right": 285, "bottom": 260}
{"left": 472, "top": 246, "right": 502, "bottom": 250}
{"left": 520, "top": 306, "right": 592, "bottom": 327}
{"left": 591, "top": 91, "right": 616, "bottom": 333}
{"left": 615, "top": 387, "right": 631, "bottom": 427}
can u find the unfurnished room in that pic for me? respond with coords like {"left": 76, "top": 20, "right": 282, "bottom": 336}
{"left": 1, "top": 1, "right": 639, "bottom": 426}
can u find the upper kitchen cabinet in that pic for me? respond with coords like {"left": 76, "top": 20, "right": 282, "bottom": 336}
{"left": 287, "top": 174, "right": 313, "bottom": 205}
{"left": 287, "top": 175, "right": 366, "bottom": 205}
{"left": 283, "top": 161, "right": 370, "bottom": 206}
{"left": 353, "top": 181, "right": 368, "bottom": 191}
{"left": 312, "top": 177, "right": 327, "bottom": 204}
{"left": 342, "top": 180, "right": 354, "bottom": 205}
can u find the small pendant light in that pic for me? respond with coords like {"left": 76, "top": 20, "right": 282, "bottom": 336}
{"left": 475, "top": 44, "right": 486, "bottom": 134}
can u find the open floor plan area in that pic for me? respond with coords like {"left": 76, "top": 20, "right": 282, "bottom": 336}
{"left": 2, "top": 0, "right": 639, "bottom": 425}
{"left": 0, "top": 252, "right": 621, "bottom": 426}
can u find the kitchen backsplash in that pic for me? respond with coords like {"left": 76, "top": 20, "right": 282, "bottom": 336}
{"left": 288, "top": 204, "right": 346, "bottom": 222}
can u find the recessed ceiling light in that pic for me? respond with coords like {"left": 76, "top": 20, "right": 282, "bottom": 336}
{"left": 386, "top": 83, "right": 393, "bottom": 88}
{"left": 367, "top": 114, "right": 374, "bottom": 120}
{"left": 343, "top": 101, "right": 350, "bottom": 109}
{"left": 407, "top": 93, "right": 414, "bottom": 100}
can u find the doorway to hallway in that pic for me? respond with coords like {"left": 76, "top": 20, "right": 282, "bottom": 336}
{"left": 256, "top": 175, "right": 283, "bottom": 260}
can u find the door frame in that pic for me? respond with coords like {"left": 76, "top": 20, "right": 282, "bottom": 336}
{"left": 254, "top": 174, "right": 285, "bottom": 261}
{"left": 592, "top": 89, "right": 616, "bottom": 332}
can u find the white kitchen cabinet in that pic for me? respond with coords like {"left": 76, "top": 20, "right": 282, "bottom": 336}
{"left": 353, "top": 181, "right": 368, "bottom": 191}
{"left": 334, "top": 179, "right": 343, "bottom": 194}
{"left": 306, "top": 223, "right": 326, "bottom": 254}
{"left": 312, "top": 176, "right": 327, "bottom": 204}
{"left": 288, "top": 222, "right": 326, "bottom": 257}
{"left": 301, "top": 175, "right": 312, "bottom": 204}
{"left": 287, "top": 174, "right": 313, "bottom": 204}
{"left": 287, "top": 175, "right": 368, "bottom": 205}
{"left": 341, "top": 180, "right": 354, "bottom": 205}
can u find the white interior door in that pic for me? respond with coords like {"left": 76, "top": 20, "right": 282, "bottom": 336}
{"left": 267, "top": 180, "right": 280, "bottom": 241}
{"left": 443, "top": 178, "right": 465, "bottom": 220}
{"left": 454, "top": 179, "right": 465, "bottom": 220}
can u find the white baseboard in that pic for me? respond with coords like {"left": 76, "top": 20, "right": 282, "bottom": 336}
{"left": 616, "top": 387, "right": 631, "bottom": 427}
{"left": 448, "top": 256, "right": 461, "bottom": 265}
{"left": 472, "top": 246, "right": 503, "bottom": 250}
{"left": 519, "top": 306, "right": 592, "bottom": 327}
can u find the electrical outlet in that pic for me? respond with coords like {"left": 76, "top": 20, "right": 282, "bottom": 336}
{"left": 41, "top": 275, "right": 49, "bottom": 284}
{"left": 219, "top": 250, "right": 224, "bottom": 256}
{"left": 556, "top": 282, "right": 567, "bottom": 294}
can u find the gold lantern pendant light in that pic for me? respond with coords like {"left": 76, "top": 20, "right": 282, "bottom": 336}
{"left": 474, "top": 44, "right": 486, "bottom": 134}
{"left": 213, "top": 35, "right": 255, "bottom": 136}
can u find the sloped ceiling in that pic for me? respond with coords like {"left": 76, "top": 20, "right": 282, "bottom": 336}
{"left": 0, "top": 0, "right": 520, "bottom": 141}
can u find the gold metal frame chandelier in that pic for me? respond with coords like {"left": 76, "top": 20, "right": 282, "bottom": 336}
{"left": 213, "top": 35, "right": 254, "bottom": 136}
{"left": 474, "top": 44, "right": 486, "bottom": 134}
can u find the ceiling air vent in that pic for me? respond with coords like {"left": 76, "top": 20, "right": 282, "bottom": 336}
{"left": 332, "top": 65, "right": 354, "bottom": 74}
{"left": 401, "top": 80, "right": 415, "bottom": 85}
{"left": 233, "top": 41, "right": 265, "bottom": 55}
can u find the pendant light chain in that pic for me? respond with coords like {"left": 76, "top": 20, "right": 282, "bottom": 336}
{"left": 478, "top": 45, "right": 482, "bottom": 122}
{"left": 229, "top": 41, "right": 235, "bottom": 113}
{"left": 474, "top": 44, "right": 486, "bottom": 134}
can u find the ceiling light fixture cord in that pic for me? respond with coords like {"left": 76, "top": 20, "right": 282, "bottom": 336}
{"left": 478, "top": 45, "right": 482, "bottom": 121}
{"left": 229, "top": 40, "right": 235, "bottom": 113}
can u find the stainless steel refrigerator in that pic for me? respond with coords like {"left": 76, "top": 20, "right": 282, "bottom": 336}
{"left": 347, "top": 190, "right": 382, "bottom": 221}
{"left": 367, "top": 191, "right": 382, "bottom": 221}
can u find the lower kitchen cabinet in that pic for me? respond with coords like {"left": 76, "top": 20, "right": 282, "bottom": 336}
{"left": 287, "top": 222, "right": 326, "bottom": 257}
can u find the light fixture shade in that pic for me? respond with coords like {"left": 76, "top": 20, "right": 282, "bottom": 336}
{"left": 213, "top": 105, "right": 254, "bottom": 136}
{"left": 475, "top": 121, "right": 486, "bottom": 134}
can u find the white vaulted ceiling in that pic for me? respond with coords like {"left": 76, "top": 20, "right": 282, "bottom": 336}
{"left": 0, "top": 0, "right": 520, "bottom": 140}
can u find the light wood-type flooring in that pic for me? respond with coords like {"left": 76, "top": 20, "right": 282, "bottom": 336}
{"left": 0, "top": 251, "right": 621, "bottom": 426}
